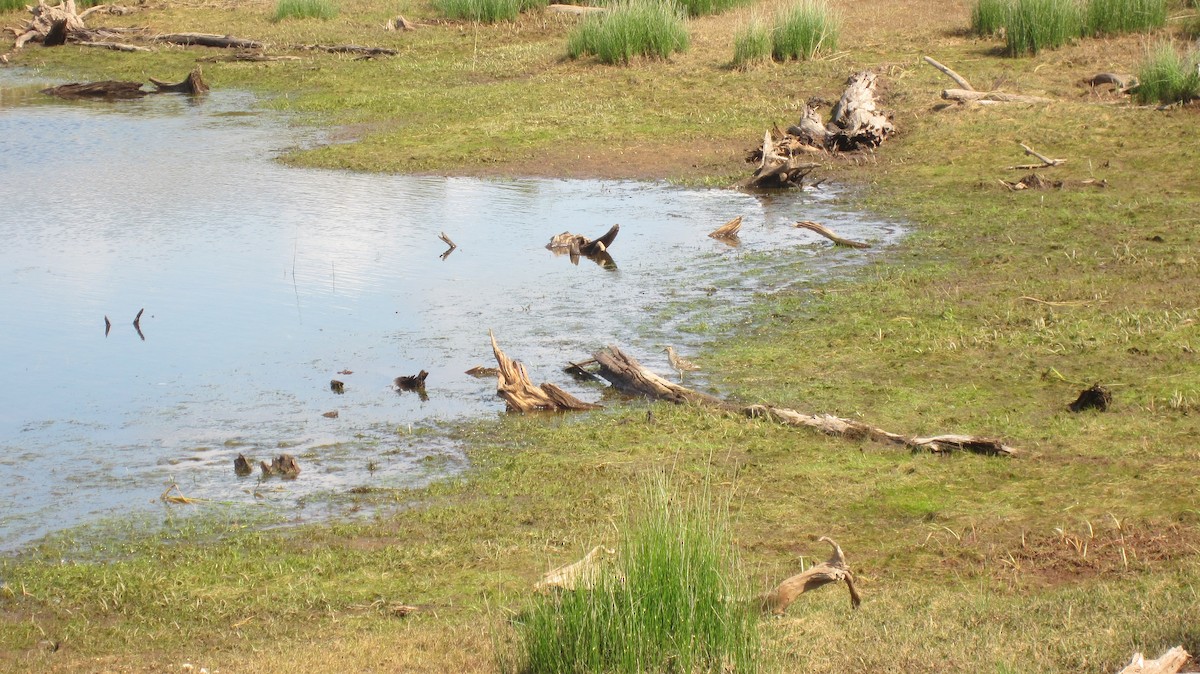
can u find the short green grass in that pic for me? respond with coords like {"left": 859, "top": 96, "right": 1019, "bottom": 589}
{"left": 674, "top": 0, "right": 754, "bottom": 17}
{"left": 272, "top": 0, "right": 338, "bottom": 21}
{"left": 432, "top": 0, "right": 545, "bottom": 23}
{"left": 971, "top": 0, "right": 1010, "bottom": 35}
{"left": 770, "top": 0, "right": 839, "bottom": 61}
{"left": 1084, "top": 0, "right": 1166, "bottom": 34}
{"left": 1134, "top": 41, "right": 1200, "bottom": 104}
{"left": 566, "top": 0, "right": 689, "bottom": 63}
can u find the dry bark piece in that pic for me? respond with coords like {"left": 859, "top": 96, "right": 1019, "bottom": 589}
{"left": 1117, "top": 646, "right": 1191, "bottom": 674}
{"left": 260, "top": 454, "right": 300, "bottom": 478}
{"left": 762, "top": 537, "right": 861, "bottom": 614}
{"left": 708, "top": 216, "right": 742, "bottom": 240}
{"left": 1068, "top": 384, "right": 1112, "bottom": 412}
{"left": 490, "top": 331, "right": 601, "bottom": 413}
{"left": 534, "top": 545, "right": 614, "bottom": 592}
{"left": 591, "top": 345, "right": 1017, "bottom": 456}
{"left": 794, "top": 220, "right": 870, "bottom": 248}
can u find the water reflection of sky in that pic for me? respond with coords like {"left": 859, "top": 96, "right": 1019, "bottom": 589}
{"left": 0, "top": 71, "right": 903, "bottom": 551}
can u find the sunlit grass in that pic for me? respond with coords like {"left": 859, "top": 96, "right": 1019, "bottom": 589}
{"left": 272, "top": 0, "right": 338, "bottom": 20}
{"left": 732, "top": 18, "right": 772, "bottom": 68}
{"left": 1134, "top": 41, "right": 1200, "bottom": 104}
{"left": 971, "top": 0, "right": 1010, "bottom": 35}
{"left": 1005, "top": 0, "right": 1082, "bottom": 55}
{"left": 432, "top": 0, "right": 546, "bottom": 22}
{"left": 567, "top": 0, "right": 689, "bottom": 63}
{"left": 771, "top": 0, "right": 839, "bottom": 61}
{"left": 1084, "top": 0, "right": 1166, "bottom": 34}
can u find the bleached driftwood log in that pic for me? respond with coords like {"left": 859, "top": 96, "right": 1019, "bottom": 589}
{"left": 827, "top": 71, "right": 894, "bottom": 150}
{"left": 1116, "top": 646, "right": 1191, "bottom": 674}
{"left": 534, "top": 545, "right": 615, "bottom": 592}
{"left": 547, "top": 3, "right": 606, "bottom": 14}
{"left": 708, "top": 216, "right": 742, "bottom": 241}
{"left": 794, "top": 220, "right": 870, "bottom": 248}
{"left": 10, "top": 0, "right": 89, "bottom": 48}
{"left": 925, "top": 55, "right": 1051, "bottom": 105}
{"left": 762, "top": 537, "right": 861, "bottom": 614}
{"left": 491, "top": 332, "right": 601, "bottom": 413}
{"left": 590, "top": 345, "right": 1017, "bottom": 456}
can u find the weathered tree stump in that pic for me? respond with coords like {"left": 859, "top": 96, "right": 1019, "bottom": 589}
{"left": 260, "top": 454, "right": 300, "bottom": 478}
{"left": 827, "top": 71, "right": 894, "bottom": 150}
{"left": 394, "top": 370, "right": 429, "bottom": 390}
{"left": 490, "top": 332, "right": 601, "bottom": 413}
{"left": 149, "top": 67, "right": 209, "bottom": 94}
{"left": 233, "top": 453, "right": 253, "bottom": 476}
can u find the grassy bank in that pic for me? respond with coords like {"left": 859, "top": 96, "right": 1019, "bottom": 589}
{"left": 2, "top": 0, "right": 1198, "bottom": 671}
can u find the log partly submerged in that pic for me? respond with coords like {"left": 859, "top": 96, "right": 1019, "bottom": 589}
{"left": 42, "top": 67, "right": 208, "bottom": 99}
{"left": 708, "top": 215, "right": 743, "bottom": 241}
{"left": 490, "top": 332, "right": 601, "bottom": 413}
{"left": 590, "top": 345, "right": 1017, "bottom": 456}
{"left": 546, "top": 223, "right": 619, "bottom": 256}
{"left": 794, "top": 220, "right": 870, "bottom": 249}
{"left": 149, "top": 67, "right": 209, "bottom": 94}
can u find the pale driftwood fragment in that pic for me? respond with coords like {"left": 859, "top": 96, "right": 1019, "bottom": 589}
{"left": 76, "top": 40, "right": 149, "bottom": 51}
{"left": 438, "top": 232, "right": 457, "bottom": 249}
{"left": 546, "top": 224, "right": 619, "bottom": 256}
{"left": 1117, "top": 646, "right": 1191, "bottom": 674}
{"left": 942, "top": 88, "right": 1052, "bottom": 104}
{"left": 794, "top": 220, "right": 870, "bottom": 248}
{"left": 923, "top": 55, "right": 974, "bottom": 91}
{"left": 547, "top": 3, "right": 606, "bottom": 13}
{"left": 828, "top": 71, "right": 894, "bottom": 150}
{"left": 708, "top": 216, "right": 742, "bottom": 240}
{"left": 591, "top": 346, "right": 1017, "bottom": 456}
{"left": 384, "top": 15, "right": 416, "bottom": 30}
{"left": 491, "top": 331, "right": 600, "bottom": 413}
{"left": 156, "top": 33, "right": 264, "bottom": 49}
{"left": 535, "top": 545, "right": 614, "bottom": 592}
{"left": 1008, "top": 142, "right": 1065, "bottom": 170}
{"left": 762, "top": 537, "right": 861, "bottom": 614}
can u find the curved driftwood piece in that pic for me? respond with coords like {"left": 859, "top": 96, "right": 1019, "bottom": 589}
{"left": 156, "top": 33, "right": 264, "bottom": 49}
{"left": 762, "top": 537, "right": 861, "bottom": 614}
{"left": 828, "top": 71, "right": 894, "bottom": 150}
{"left": 708, "top": 215, "right": 742, "bottom": 240}
{"left": 591, "top": 346, "right": 1017, "bottom": 456}
{"left": 150, "top": 67, "right": 208, "bottom": 94}
{"left": 794, "top": 220, "right": 870, "bottom": 248}
{"left": 1117, "top": 646, "right": 1191, "bottom": 674}
{"left": 535, "top": 545, "right": 615, "bottom": 593}
{"left": 490, "top": 331, "right": 600, "bottom": 413}
{"left": 547, "top": 223, "right": 619, "bottom": 256}
{"left": 922, "top": 55, "right": 974, "bottom": 91}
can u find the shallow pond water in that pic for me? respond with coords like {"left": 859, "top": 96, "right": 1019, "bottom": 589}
{"left": 0, "top": 71, "right": 903, "bottom": 552}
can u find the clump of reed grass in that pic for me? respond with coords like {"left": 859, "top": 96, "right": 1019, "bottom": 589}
{"left": 272, "top": 0, "right": 338, "bottom": 21}
{"left": 566, "top": 0, "right": 689, "bottom": 64}
{"left": 971, "top": 0, "right": 1010, "bottom": 36}
{"left": 770, "top": 0, "right": 839, "bottom": 61}
{"left": 510, "top": 478, "right": 759, "bottom": 674}
{"left": 433, "top": 0, "right": 545, "bottom": 21}
{"left": 731, "top": 18, "right": 771, "bottom": 69}
{"left": 1084, "top": 0, "right": 1166, "bottom": 35}
{"left": 1133, "top": 41, "right": 1200, "bottom": 104}
{"left": 1004, "top": 0, "right": 1082, "bottom": 55}
{"left": 674, "top": 0, "right": 752, "bottom": 17}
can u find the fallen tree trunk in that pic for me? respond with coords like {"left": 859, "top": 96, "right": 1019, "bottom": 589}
{"left": 590, "top": 345, "right": 1017, "bottom": 456}
{"left": 491, "top": 332, "right": 601, "bottom": 413}
{"left": 762, "top": 537, "right": 861, "bottom": 614}
{"left": 155, "top": 32, "right": 263, "bottom": 49}
{"left": 42, "top": 80, "right": 147, "bottom": 98}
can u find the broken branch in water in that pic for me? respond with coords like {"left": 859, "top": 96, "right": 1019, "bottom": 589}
{"left": 794, "top": 221, "right": 870, "bottom": 248}
{"left": 490, "top": 331, "right": 601, "bottom": 413}
{"left": 708, "top": 216, "right": 743, "bottom": 241}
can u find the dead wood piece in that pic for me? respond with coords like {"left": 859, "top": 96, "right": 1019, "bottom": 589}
{"left": 708, "top": 216, "right": 743, "bottom": 240}
{"left": 828, "top": 71, "right": 894, "bottom": 150}
{"left": 13, "top": 0, "right": 90, "bottom": 49}
{"left": 385, "top": 15, "right": 416, "bottom": 30}
{"left": 1117, "top": 646, "right": 1192, "bottom": 674}
{"left": 465, "top": 365, "right": 499, "bottom": 378}
{"left": 546, "top": 3, "right": 606, "bottom": 13}
{"left": 1086, "top": 72, "right": 1136, "bottom": 91}
{"left": 42, "top": 80, "right": 147, "bottom": 99}
{"left": 490, "top": 331, "right": 600, "bottom": 413}
{"left": 942, "top": 88, "right": 1052, "bottom": 104}
{"left": 300, "top": 43, "right": 398, "bottom": 56}
{"left": 592, "top": 346, "right": 728, "bottom": 408}
{"left": 149, "top": 66, "right": 208, "bottom": 94}
{"left": 762, "top": 537, "right": 860, "bottom": 614}
{"left": 198, "top": 51, "right": 299, "bottom": 62}
{"left": 535, "top": 545, "right": 614, "bottom": 593}
{"left": 438, "top": 232, "right": 457, "bottom": 249}
{"left": 43, "top": 18, "right": 68, "bottom": 46}
{"left": 234, "top": 453, "right": 253, "bottom": 476}
{"left": 76, "top": 40, "right": 150, "bottom": 52}
{"left": 748, "top": 130, "right": 820, "bottom": 188}
{"left": 794, "top": 220, "right": 870, "bottom": 249}
{"left": 330, "top": 379, "right": 345, "bottom": 394}
{"left": 260, "top": 453, "right": 300, "bottom": 478}
{"left": 1008, "top": 142, "right": 1065, "bottom": 170}
{"left": 78, "top": 4, "right": 134, "bottom": 18}
{"left": 546, "top": 223, "right": 619, "bottom": 256}
{"left": 923, "top": 55, "right": 974, "bottom": 91}
{"left": 1068, "top": 384, "right": 1111, "bottom": 412}
{"left": 784, "top": 105, "right": 829, "bottom": 148}
{"left": 394, "top": 370, "right": 429, "bottom": 390}
{"left": 156, "top": 33, "right": 264, "bottom": 49}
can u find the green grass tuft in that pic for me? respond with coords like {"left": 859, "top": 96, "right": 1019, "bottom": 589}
{"left": 1004, "top": 0, "right": 1082, "bottom": 55}
{"left": 1134, "top": 41, "right": 1200, "bottom": 104}
{"left": 272, "top": 0, "right": 338, "bottom": 20}
{"left": 731, "top": 18, "right": 771, "bottom": 69}
{"left": 1084, "top": 0, "right": 1166, "bottom": 35}
{"left": 971, "top": 0, "right": 1011, "bottom": 35}
{"left": 770, "top": 0, "right": 839, "bottom": 61}
{"left": 432, "top": 0, "right": 545, "bottom": 22}
{"left": 674, "top": 0, "right": 753, "bottom": 17}
{"left": 566, "top": 0, "right": 689, "bottom": 64}
{"left": 510, "top": 478, "right": 759, "bottom": 674}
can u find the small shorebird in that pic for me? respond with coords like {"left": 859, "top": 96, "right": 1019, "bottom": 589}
{"left": 663, "top": 346, "right": 700, "bottom": 381}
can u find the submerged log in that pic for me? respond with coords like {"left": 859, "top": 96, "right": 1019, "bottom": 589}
{"left": 546, "top": 223, "right": 619, "bottom": 256}
{"left": 260, "top": 453, "right": 300, "bottom": 478}
{"left": 762, "top": 537, "right": 861, "bottom": 614}
{"left": 394, "top": 370, "right": 429, "bottom": 390}
{"left": 149, "top": 66, "right": 208, "bottom": 94}
{"left": 490, "top": 331, "right": 601, "bottom": 413}
{"left": 42, "top": 80, "right": 147, "bottom": 99}
{"left": 591, "top": 345, "right": 1017, "bottom": 457}
{"left": 155, "top": 33, "right": 264, "bottom": 49}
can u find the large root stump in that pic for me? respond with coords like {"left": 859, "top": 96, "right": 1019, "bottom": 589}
{"left": 490, "top": 332, "right": 600, "bottom": 413}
